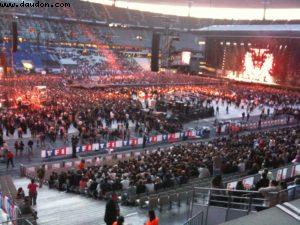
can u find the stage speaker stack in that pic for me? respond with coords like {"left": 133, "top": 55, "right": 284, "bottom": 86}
{"left": 12, "top": 21, "right": 18, "bottom": 52}
{"left": 151, "top": 32, "right": 160, "bottom": 72}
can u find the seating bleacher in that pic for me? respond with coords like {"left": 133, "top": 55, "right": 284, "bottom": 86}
{"left": 23, "top": 159, "right": 241, "bottom": 213}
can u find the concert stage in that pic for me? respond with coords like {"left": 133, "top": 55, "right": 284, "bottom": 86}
{"left": 196, "top": 24, "right": 300, "bottom": 87}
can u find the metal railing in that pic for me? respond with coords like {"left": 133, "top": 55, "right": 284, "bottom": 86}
{"left": 183, "top": 211, "right": 204, "bottom": 225}
{"left": 225, "top": 164, "right": 298, "bottom": 190}
{"left": 185, "top": 185, "right": 300, "bottom": 225}
{"left": 0, "top": 217, "right": 35, "bottom": 225}
{"left": 191, "top": 187, "right": 265, "bottom": 225}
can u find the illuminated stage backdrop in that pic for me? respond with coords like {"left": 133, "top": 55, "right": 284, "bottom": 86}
{"left": 205, "top": 37, "right": 300, "bottom": 86}
{"left": 227, "top": 48, "right": 275, "bottom": 84}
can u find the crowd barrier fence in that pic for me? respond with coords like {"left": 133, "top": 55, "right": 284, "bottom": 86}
{"left": 217, "top": 117, "right": 295, "bottom": 134}
{"left": 226, "top": 163, "right": 300, "bottom": 190}
{"left": 40, "top": 128, "right": 210, "bottom": 160}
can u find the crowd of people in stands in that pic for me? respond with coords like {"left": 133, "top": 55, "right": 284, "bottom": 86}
{"left": 0, "top": 2, "right": 299, "bottom": 225}
{"left": 44, "top": 46, "right": 142, "bottom": 78}
{"left": 0, "top": 0, "right": 208, "bottom": 35}
{"left": 45, "top": 127, "right": 299, "bottom": 204}
{"left": 210, "top": 172, "right": 300, "bottom": 211}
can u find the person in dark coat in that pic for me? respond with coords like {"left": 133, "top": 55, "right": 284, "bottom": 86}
{"left": 255, "top": 172, "right": 270, "bottom": 190}
{"left": 71, "top": 135, "right": 79, "bottom": 158}
{"left": 104, "top": 194, "right": 120, "bottom": 225}
{"left": 19, "top": 140, "right": 25, "bottom": 156}
{"left": 0, "top": 134, "right": 3, "bottom": 147}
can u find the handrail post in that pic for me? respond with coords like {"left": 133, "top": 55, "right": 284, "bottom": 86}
{"left": 225, "top": 191, "right": 232, "bottom": 222}
{"left": 276, "top": 191, "right": 280, "bottom": 205}
{"left": 204, "top": 189, "right": 211, "bottom": 225}
{"left": 247, "top": 192, "right": 253, "bottom": 215}
{"left": 292, "top": 186, "right": 296, "bottom": 201}
{"left": 188, "top": 188, "right": 195, "bottom": 219}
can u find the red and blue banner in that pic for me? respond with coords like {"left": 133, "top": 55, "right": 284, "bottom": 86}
{"left": 41, "top": 128, "right": 210, "bottom": 159}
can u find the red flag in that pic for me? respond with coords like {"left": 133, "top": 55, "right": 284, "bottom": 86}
{"left": 130, "top": 138, "right": 138, "bottom": 146}
{"left": 168, "top": 133, "right": 176, "bottom": 141}
{"left": 151, "top": 136, "right": 157, "bottom": 143}
{"left": 56, "top": 147, "right": 66, "bottom": 156}
{"left": 108, "top": 141, "right": 116, "bottom": 149}
{"left": 84, "top": 144, "right": 92, "bottom": 152}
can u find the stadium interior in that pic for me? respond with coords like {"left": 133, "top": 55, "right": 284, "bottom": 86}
{"left": 0, "top": 1, "right": 299, "bottom": 225}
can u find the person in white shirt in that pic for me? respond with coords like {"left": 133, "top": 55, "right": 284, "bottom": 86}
{"left": 237, "top": 159, "right": 246, "bottom": 173}
{"left": 259, "top": 180, "right": 281, "bottom": 207}
{"left": 198, "top": 164, "right": 210, "bottom": 179}
{"left": 87, "top": 179, "right": 93, "bottom": 189}
{"left": 96, "top": 182, "right": 102, "bottom": 196}
{"left": 121, "top": 176, "right": 130, "bottom": 190}
{"left": 145, "top": 178, "right": 155, "bottom": 193}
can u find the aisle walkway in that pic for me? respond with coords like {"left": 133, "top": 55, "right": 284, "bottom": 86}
{"left": 14, "top": 178, "right": 139, "bottom": 225}
{"left": 13, "top": 178, "right": 188, "bottom": 225}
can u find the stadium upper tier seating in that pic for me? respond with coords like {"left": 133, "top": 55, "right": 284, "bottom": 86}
{"left": 1, "top": 0, "right": 300, "bottom": 53}
{"left": 2, "top": 0, "right": 300, "bottom": 27}
{"left": 1, "top": 0, "right": 300, "bottom": 75}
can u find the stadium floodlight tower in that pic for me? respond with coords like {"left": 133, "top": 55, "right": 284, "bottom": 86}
{"left": 188, "top": 0, "right": 193, "bottom": 17}
{"left": 262, "top": 0, "right": 271, "bottom": 20}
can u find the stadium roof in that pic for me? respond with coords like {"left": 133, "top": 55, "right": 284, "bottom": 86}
{"left": 88, "top": 1, "right": 300, "bottom": 20}
{"left": 192, "top": 24, "right": 300, "bottom": 38}
{"left": 130, "top": 0, "right": 300, "bottom": 8}
{"left": 197, "top": 24, "right": 300, "bottom": 31}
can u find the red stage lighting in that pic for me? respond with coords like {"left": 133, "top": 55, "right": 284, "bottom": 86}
{"left": 227, "top": 48, "right": 275, "bottom": 84}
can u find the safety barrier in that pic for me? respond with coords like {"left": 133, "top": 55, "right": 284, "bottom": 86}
{"left": 24, "top": 143, "right": 192, "bottom": 178}
{"left": 226, "top": 163, "right": 300, "bottom": 191}
{"left": 187, "top": 184, "right": 300, "bottom": 225}
{"left": 183, "top": 211, "right": 204, "bottom": 225}
{"left": 185, "top": 163, "right": 300, "bottom": 225}
{"left": 40, "top": 128, "right": 210, "bottom": 160}
{"left": 217, "top": 116, "right": 295, "bottom": 134}
{"left": 0, "top": 218, "right": 35, "bottom": 225}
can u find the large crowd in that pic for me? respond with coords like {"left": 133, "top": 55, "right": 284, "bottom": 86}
{"left": 4, "top": 75, "right": 294, "bottom": 208}
{"left": 44, "top": 46, "right": 142, "bottom": 78}
{"left": 0, "top": 74, "right": 299, "bottom": 148}
{"left": 0, "top": 63, "right": 298, "bottom": 225}
{"left": 0, "top": 75, "right": 217, "bottom": 147}
{"left": 0, "top": 2, "right": 299, "bottom": 225}
{"left": 46, "top": 127, "right": 300, "bottom": 201}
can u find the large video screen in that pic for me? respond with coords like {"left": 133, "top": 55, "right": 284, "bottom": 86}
{"left": 171, "top": 51, "right": 192, "bottom": 66}
{"left": 205, "top": 38, "right": 300, "bottom": 86}
{"left": 227, "top": 48, "right": 275, "bottom": 84}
